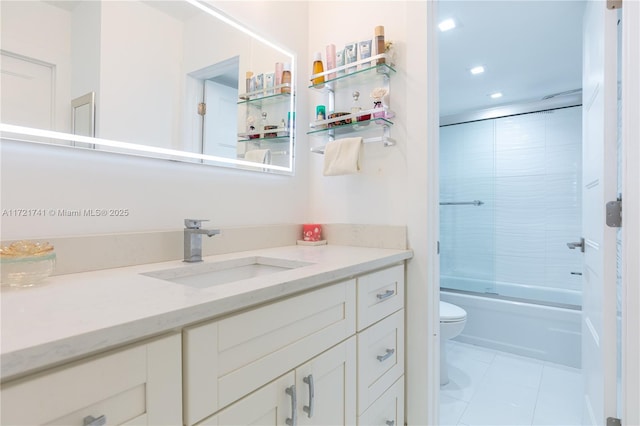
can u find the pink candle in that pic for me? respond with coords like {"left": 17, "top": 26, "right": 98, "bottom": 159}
{"left": 303, "top": 224, "right": 322, "bottom": 241}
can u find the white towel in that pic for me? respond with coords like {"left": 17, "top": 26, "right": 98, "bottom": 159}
{"left": 322, "top": 137, "right": 362, "bottom": 176}
{"left": 245, "top": 149, "right": 271, "bottom": 164}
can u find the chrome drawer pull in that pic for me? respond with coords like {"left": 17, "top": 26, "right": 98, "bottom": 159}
{"left": 386, "top": 421, "right": 396, "bottom": 426}
{"left": 285, "top": 385, "right": 297, "bottom": 426}
{"left": 303, "top": 374, "right": 315, "bottom": 418}
{"left": 376, "top": 289, "right": 395, "bottom": 301}
{"left": 83, "top": 415, "right": 106, "bottom": 426}
{"left": 377, "top": 348, "right": 395, "bottom": 362}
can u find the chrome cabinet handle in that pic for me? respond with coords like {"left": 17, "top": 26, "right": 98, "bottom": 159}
{"left": 285, "top": 385, "right": 297, "bottom": 426}
{"left": 83, "top": 415, "right": 106, "bottom": 426}
{"left": 566, "top": 238, "right": 585, "bottom": 253}
{"left": 376, "top": 289, "right": 395, "bottom": 301}
{"left": 377, "top": 348, "right": 395, "bottom": 362}
{"left": 386, "top": 421, "right": 395, "bottom": 426}
{"left": 303, "top": 374, "right": 315, "bottom": 418}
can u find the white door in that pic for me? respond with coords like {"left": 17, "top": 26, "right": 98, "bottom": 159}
{"left": 581, "top": 1, "right": 619, "bottom": 424}
{"left": 0, "top": 52, "right": 54, "bottom": 130}
{"left": 202, "top": 80, "right": 237, "bottom": 158}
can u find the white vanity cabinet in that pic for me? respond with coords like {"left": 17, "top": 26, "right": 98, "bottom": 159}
{"left": 0, "top": 333, "right": 182, "bottom": 426}
{"left": 185, "top": 263, "right": 405, "bottom": 426}
{"left": 0, "top": 254, "right": 408, "bottom": 426}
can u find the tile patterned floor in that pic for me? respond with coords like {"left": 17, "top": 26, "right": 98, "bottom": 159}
{"left": 440, "top": 341, "right": 582, "bottom": 426}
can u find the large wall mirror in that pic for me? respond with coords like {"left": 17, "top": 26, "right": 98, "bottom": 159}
{"left": 0, "top": 0, "right": 296, "bottom": 174}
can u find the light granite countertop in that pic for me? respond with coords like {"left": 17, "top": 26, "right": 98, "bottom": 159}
{"left": 1, "top": 244, "right": 412, "bottom": 382}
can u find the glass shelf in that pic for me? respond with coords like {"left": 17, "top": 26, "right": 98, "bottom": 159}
{"left": 238, "top": 85, "right": 292, "bottom": 105}
{"left": 308, "top": 63, "right": 395, "bottom": 92}
{"left": 307, "top": 117, "right": 393, "bottom": 136}
{"left": 238, "top": 135, "right": 291, "bottom": 143}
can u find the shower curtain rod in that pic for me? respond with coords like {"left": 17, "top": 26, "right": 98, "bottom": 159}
{"left": 439, "top": 200, "right": 484, "bottom": 206}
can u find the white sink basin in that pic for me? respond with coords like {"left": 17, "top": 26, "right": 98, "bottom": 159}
{"left": 142, "top": 256, "right": 313, "bottom": 289}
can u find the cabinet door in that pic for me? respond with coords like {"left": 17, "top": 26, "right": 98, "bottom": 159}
{"left": 1, "top": 334, "right": 182, "bottom": 426}
{"left": 296, "top": 337, "right": 357, "bottom": 426}
{"left": 196, "top": 372, "right": 296, "bottom": 426}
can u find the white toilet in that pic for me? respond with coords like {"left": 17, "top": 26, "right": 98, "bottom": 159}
{"left": 440, "top": 301, "right": 467, "bottom": 385}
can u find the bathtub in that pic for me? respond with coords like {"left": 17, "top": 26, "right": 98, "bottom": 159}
{"left": 440, "top": 276, "right": 581, "bottom": 368}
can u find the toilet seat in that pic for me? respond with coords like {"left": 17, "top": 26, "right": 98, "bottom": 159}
{"left": 440, "top": 301, "right": 466, "bottom": 323}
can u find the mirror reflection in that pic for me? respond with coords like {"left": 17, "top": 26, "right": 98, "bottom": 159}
{"left": 0, "top": 0, "right": 295, "bottom": 173}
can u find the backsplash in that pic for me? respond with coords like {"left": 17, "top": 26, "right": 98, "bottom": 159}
{"left": 1, "top": 224, "right": 407, "bottom": 275}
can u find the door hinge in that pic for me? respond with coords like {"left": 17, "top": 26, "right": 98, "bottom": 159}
{"left": 607, "top": 417, "right": 622, "bottom": 426}
{"left": 197, "top": 102, "right": 207, "bottom": 116}
{"left": 606, "top": 197, "right": 622, "bottom": 227}
{"left": 607, "top": 0, "right": 622, "bottom": 9}
{"left": 437, "top": 241, "right": 440, "bottom": 255}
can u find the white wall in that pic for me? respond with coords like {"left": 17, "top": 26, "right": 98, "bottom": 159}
{"left": 0, "top": 1, "right": 310, "bottom": 240}
{"left": 98, "top": 2, "right": 183, "bottom": 149}
{"left": 306, "top": 2, "right": 433, "bottom": 424}
{"left": 306, "top": 2, "right": 411, "bottom": 226}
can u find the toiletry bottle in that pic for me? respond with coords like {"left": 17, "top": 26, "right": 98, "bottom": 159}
{"left": 287, "top": 111, "right": 295, "bottom": 133}
{"left": 312, "top": 52, "right": 325, "bottom": 87}
{"left": 326, "top": 44, "right": 337, "bottom": 79}
{"left": 245, "top": 71, "right": 254, "bottom": 99}
{"left": 261, "top": 112, "right": 267, "bottom": 138}
{"left": 350, "top": 92, "right": 361, "bottom": 124}
{"left": 275, "top": 62, "right": 283, "bottom": 93}
{"left": 316, "top": 105, "right": 326, "bottom": 129}
{"left": 354, "top": 91, "right": 371, "bottom": 123}
{"left": 279, "top": 118, "right": 287, "bottom": 136}
{"left": 375, "top": 26, "right": 385, "bottom": 65}
{"left": 281, "top": 63, "right": 292, "bottom": 94}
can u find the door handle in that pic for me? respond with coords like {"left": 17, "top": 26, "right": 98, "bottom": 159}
{"left": 567, "top": 238, "right": 585, "bottom": 253}
{"left": 303, "top": 374, "right": 314, "bottom": 418}
{"left": 285, "top": 385, "right": 297, "bottom": 426}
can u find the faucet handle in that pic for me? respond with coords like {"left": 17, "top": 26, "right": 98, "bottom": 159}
{"left": 184, "top": 219, "right": 209, "bottom": 229}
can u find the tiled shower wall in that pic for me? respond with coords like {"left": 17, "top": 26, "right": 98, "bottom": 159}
{"left": 440, "top": 106, "right": 583, "bottom": 297}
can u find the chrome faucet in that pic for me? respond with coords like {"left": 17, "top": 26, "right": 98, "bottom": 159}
{"left": 183, "top": 219, "right": 220, "bottom": 263}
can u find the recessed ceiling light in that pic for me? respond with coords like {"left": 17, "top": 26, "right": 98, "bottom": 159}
{"left": 438, "top": 19, "right": 456, "bottom": 32}
{"left": 470, "top": 66, "right": 485, "bottom": 75}
{"left": 490, "top": 92, "right": 503, "bottom": 99}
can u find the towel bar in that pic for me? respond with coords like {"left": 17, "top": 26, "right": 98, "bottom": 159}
{"left": 311, "top": 135, "right": 396, "bottom": 154}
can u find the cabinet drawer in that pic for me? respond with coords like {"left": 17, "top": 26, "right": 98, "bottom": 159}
{"left": 357, "top": 376, "right": 404, "bottom": 426}
{"left": 1, "top": 334, "right": 182, "bottom": 426}
{"left": 356, "top": 265, "right": 404, "bottom": 331}
{"left": 183, "top": 280, "right": 356, "bottom": 425}
{"left": 357, "top": 309, "right": 404, "bottom": 415}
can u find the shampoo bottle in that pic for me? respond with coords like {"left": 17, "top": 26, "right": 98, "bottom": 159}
{"left": 312, "top": 52, "right": 325, "bottom": 87}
